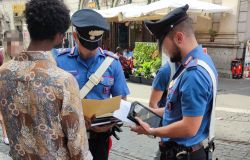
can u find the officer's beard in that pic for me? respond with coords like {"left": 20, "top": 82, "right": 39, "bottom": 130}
{"left": 170, "top": 43, "right": 182, "bottom": 63}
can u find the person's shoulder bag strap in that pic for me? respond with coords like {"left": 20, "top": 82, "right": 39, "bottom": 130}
{"left": 79, "top": 55, "right": 114, "bottom": 99}
{"left": 169, "top": 62, "right": 176, "bottom": 83}
{"left": 169, "top": 59, "right": 217, "bottom": 143}
{"left": 197, "top": 60, "right": 217, "bottom": 160}
{"left": 197, "top": 60, "right": 217, "bottom": 143}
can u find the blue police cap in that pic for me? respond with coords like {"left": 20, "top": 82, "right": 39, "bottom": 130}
{"left": 145, "top": 4, "right": 189, "bottom": 41}
{"left": 72, "top": 9, "right": 109, "bottom": 30}
{"left": 71, "top": 9, "right": 109, "bottom": 43}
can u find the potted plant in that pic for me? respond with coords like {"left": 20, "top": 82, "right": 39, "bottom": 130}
{"left": 209, "top": 29, "right": 218, "bottom": 42}
{"left": 140, "top": 61, "right": 154, "bottom": 85}
{"left": 129, "top": 68, "right": 142, "bottom": 83}
{"left": 132, "top": 42, "right": 161, "bottom": 85}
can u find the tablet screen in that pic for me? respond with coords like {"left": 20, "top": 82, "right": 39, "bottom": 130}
{"left": 133, "top": 103, "right": 162, "bottom": 128}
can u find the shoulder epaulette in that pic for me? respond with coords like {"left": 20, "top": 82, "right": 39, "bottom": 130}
{"left": 186, "top": 58, "right": 198, "bottom": 71}
{"left": 103, "top": 50, "right": 119, "bottom": 60}
{"left": 56, "top": 48, "right": 71, "bottom": 56}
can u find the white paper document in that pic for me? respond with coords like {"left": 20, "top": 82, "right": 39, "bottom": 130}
{"left": 113, "top": 100, "right": 135, "bottom": 125}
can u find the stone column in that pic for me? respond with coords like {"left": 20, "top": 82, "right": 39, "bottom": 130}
{"left": 237, "top": 0, "right": 249, "bottom": 58}
{"left": 212, "top": 0, "right": 222, "bottom": 32}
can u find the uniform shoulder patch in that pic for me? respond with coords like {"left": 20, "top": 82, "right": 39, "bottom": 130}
{"left": 186, "top": 58, "right": 198, "bottom": 71}
{"left": 55, "top": 48, "right": 71, "bottom": 56}
{"left": 103, "top": 50, "right": 119, "bottom": 60}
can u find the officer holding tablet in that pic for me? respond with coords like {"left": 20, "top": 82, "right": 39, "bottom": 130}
{"left": 130, "top": 5, "right": 218, "bottom": 160}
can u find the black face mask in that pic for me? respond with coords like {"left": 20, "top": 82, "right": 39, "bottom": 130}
{"left": 78, "top": 35, "right": 99, "bottom": 51}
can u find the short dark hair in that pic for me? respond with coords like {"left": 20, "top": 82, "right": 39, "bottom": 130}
{"left": 25, "top": 0, "right": 70, "bottom": 41}
{"left": 167, "top": 18, "right": 194, "bottom": 38}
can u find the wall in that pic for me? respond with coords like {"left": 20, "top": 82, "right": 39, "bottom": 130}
{"left": 0, "top": 6, "right": 11, "bottom": 47}
{"left": 64, "top": 0, "right": 79, "bottom": 16}
{"left": 0, "top": 0, "right": 27, "bottom": 30}
{"left": 0, "top": 11, "right": 3, "bottom": 46}
{"left": 246, "top": 0, "right": 250, "bottom": 41}
{"left": 193, "top": 0, "right": 242, "bottom": 78}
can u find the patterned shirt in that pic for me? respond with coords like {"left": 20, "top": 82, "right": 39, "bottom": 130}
{"left": 0, "top": 51, "right": 92, "bottom": 160}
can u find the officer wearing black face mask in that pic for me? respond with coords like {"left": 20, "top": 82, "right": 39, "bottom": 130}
{"left": 52, "top": 9, "right": 130, "bottom": 160}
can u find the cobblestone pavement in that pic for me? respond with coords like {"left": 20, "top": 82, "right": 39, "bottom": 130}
{"left": 109, "top": 127, "right": 250, "bottom": 160}
{"left": 1, "top": 79, "right": 250, "bottom": 160}
{"left": 1, "top": 127, "right": 250, "bottom": 160}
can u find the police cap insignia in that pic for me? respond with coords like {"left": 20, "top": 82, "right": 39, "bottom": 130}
{"left": 71, "top": 9, "right": 109, "bottom": 50}
{"left": 89, "top": 30, "right": 104, "bottom": 40}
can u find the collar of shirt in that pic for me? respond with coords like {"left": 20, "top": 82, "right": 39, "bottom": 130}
{"left": 172, "top": 45, "right": 202, "bottom": 80}
{"left": 75, "top": 48, "right": 106, "bottom": 69}
{"left": 181, "top": 45, "right": 203, "bottom": 66}
{"left": 16, "top": 51, "right": 56, "bottom": 65}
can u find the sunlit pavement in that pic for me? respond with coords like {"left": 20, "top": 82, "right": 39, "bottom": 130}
{"left": 1, "top": 78, "right": 250, "bottom": 160}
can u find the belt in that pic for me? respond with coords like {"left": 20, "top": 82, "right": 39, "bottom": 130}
{"left": 159, "top": 141, "right": 204, "bottom": 153}
{"left": 186, "top": 143, "right": 204, "bottom": 152}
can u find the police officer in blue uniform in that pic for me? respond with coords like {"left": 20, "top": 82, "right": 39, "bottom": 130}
{"left": 53, "top": 9, "right": 130, "bottom": 160}
{"left": 131, "top": 5, "right": 218, "bottom": 160}
{"left": 149, "top": 63, "right": 172, "bottom": 109}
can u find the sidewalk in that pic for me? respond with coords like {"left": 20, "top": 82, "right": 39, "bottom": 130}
{"left": 108, "top": 126, "right": 250, "bottom": 160}
{"left": 0, "top": 135, "right": 11, "bottom": 159}
{"left": 109, "top": 78, "right": 250, "bottom": 160}
{"left": 0, "top": 78, "right": 250, "bottom": 159}
{"left": 1, "top": 126, "right": 250, "bottom": 160}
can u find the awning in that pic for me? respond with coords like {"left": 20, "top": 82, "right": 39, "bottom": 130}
{"left": 96, "top": 0, "right": 232, "bottom": 22}
{"left": 95, "top": 4, "right": 143, "bottom": 22}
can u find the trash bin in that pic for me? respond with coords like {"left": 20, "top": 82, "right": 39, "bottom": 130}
{"left": 231, "top": 59, "right": 243, "bottom": 79}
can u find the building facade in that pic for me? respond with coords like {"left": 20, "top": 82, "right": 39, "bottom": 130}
{"left": 97, "top": 0, "right": 250, "bottom": 78}
{"left": 0, "top": 5, "right": 11, "bottom": 47}
{"left": 195, "top": 0, "right": 250, "bottom": 78}
{"left": 1, "top": 0, "right": 250, "bottom": 78}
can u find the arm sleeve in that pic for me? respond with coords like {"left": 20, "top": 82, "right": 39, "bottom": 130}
{"left": 61, "top": 75, "right": 92, "bottom": 160}
{"left": 180, "top": 69, "right": 211, "bottom": 117}
{"left": 152, "top": 66, "right": 171, "bottom": 91}
{"left": 111, "top": 60, "right": 130, "bottom": 97}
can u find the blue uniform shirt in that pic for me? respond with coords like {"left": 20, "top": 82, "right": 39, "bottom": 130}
{"left": 162, "top": 45, "right": 218, "bottom": 147}
{"left": 152, "top": 63, "right": 171, "bottom": 107}
{"left": 53, "top": 47, "right": 130, "bottom": 100}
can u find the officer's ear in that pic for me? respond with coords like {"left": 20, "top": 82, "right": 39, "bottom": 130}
{"left": 173, "top": 32, "right": 184, "bottom": 46}
{"left": 73, "top": 32, "right": 78, "bottom": 41}
{"left": 73, "top": 32, "right": 82, "bottom": 46}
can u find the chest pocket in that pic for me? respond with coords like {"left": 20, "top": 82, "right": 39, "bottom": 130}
{"left": 97, "top": 76, "right": 114, "bottom": 94}
{"left": 167, "top": 80, "right": 179, "bottom": 101}
{"left": 166, "top": 80, "right": 180, "bottom": 114}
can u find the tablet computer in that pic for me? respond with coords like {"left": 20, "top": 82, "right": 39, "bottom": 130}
{"left": 127, "top": 101, "right": 162, "bottom": 128}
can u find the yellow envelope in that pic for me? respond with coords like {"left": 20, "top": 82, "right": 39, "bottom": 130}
{"left": 82, "top": 96, "right": 121, "bottom": 118}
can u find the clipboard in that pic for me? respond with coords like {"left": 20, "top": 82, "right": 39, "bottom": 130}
{"left": 82, "top": 96, "right": 122, "bottom": 118}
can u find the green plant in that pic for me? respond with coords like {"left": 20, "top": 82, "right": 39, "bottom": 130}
{"left": 141, "top": 61, "right": 153, "bottom": 78}
{"left": 208, "top": 29, "right": 218, "bottom": 42}
{"left": 151, "top": 57, "right": 161, "bottom": 74}
{"left": 133, "top": 68, "right": 143, "bottom": 77}
{"left": 133, "top": 42, "right": 155, "bottom": 67}
{"left": 133, "top": 42, "right": 161, "bottom": 79}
